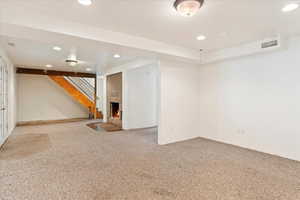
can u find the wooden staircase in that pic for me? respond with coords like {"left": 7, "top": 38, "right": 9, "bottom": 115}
{"left": 49, "top": 76, "right": 103, "bottom": 119}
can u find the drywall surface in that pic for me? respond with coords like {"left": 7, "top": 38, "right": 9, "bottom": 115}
{"left": 158, "top": 60, "right": 201, "bottom": 145}
{"left": 96, "top": 76, "right": 104, "bottom": 111}
{"left": 158, "top": 36, "right": 300, "bottom": 161}
{"left": 102, "top": 60, "right": 159, "bottom": 128}
{"left": 0, "top": 46, "right": 17, "bottom": 146}
{"left": 17, "top": 74, "right": 88, "bottom": 122}
{"left": 196, "top": 37, "right": 300, "bottom": 161}
{"left": 123, "top": 64, "right": 158, "bottom": 129}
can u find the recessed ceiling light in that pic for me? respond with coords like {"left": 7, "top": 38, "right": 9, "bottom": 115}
{"left": 46, "top": 64, "right": 53, "bottom": 68}
{"left": 196, "top": 35, "right": 206, "bottom": 41}
{"left": 113, "top": 54, "right": 121, "bottom": 58}
{"left": 86, "top": 68, "right": 92, "bottom": 72}
{"left": 174, "top": 0, "right": 204, "bottom": 17}
{"left": 78, "top": 0, "right": 92, "bottom": 6}
{"left": 53, "top": 46, "right": 62, "bottom": 51}
{"left": 282, "top": 3, "right": 299, "bottom": 12}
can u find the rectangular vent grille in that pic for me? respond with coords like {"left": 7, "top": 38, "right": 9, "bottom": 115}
{"left": 261, "top": 40, "right": 278, "bottom": 49}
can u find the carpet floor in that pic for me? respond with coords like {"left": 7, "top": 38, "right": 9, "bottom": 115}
{"left": 1, "top": 121, "right": 300, "bottom": 200}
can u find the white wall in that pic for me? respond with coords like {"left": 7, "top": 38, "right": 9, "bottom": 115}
{"left": 7, "top": 57, "right": 17, "bottom": 134}
{"left": 159, "top": 36, "right": 300, "bottom": 161}
{"left": 158, "top": 60, "right": 201, "bottom": 145}
{"left": 96, "top": 76, "right": 104, "bottom": 111}
{"left": 101, "top": 59, "right": 159, "bottom": 129}
{"left": 196, "top": 36, "right": 300, "bottom": 161}
{"left": 123, "top": 64, "right": 158, "bottom": 129}
{"left": 0, "top": 46, "right": 17, "bottom": 146}
{"left": 17, "top": 74, "right": 88, "bottom": 122}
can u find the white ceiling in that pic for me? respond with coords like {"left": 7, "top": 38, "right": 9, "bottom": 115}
{"left": 1, "top": 0, "right": 300, "bottom": 51}
{"left": 0, "top": 0, "right": 299, "bottom": 70}
{"left": 0, "top": 34, "right": 145, "bottom": 73}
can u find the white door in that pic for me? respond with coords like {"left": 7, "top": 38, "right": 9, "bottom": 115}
{"left": 0, "top": 57, "right": 8, "bottom": 142}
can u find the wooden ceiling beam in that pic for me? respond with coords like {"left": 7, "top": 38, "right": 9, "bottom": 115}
{"left": 16, "top": 67, "right": 96, "bottom": 78}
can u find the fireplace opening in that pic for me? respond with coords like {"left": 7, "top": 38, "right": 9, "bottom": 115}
{"left": 110, "top": 102, "right": 120, "bottom": 119}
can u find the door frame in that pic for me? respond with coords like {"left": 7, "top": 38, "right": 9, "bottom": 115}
{"left": 0, "top": 57, "right": 9, "bottom": 144}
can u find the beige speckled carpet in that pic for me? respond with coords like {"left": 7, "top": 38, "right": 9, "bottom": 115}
{"left": 1, "top": 121, "right": 300, "bottom": 200}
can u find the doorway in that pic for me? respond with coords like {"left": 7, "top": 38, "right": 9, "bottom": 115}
{"left": 106, "top": 72, "right": 122, "bottom": 128}
{"left": 0, "top": 57, "right": 8, "bottom": 143}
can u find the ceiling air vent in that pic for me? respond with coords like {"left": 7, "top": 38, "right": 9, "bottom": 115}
{"left": 261, "top": 40, "right": 279, "bottom": 49}
{"left": 200, "top": 36, "right": 282, "bottom": 64}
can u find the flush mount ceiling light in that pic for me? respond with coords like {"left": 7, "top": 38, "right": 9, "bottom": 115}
{"left": 66, "top": 59, "right": 78, "bottom": 66}
{"left": 282, "top": 3, "right": 299, "bottom": 12}
{"left": 86, "top": 68, "right": 92, "bottom": 71}
{"left": 66, "top": 54, "right": 78, "bottom": 66}
{"left": 174, "top": 0, "right": 204, "bottom": 17}
{"left": 78, "top": 0, "right": 92, "bottom": 6}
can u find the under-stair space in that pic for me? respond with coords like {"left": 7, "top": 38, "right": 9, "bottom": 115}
{"left": 49, "top": 76, "right": 103, "bottom": 119}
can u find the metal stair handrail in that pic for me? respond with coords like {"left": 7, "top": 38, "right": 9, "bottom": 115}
{"left": 64, "top": 76, "right": 94, "bottom": 101}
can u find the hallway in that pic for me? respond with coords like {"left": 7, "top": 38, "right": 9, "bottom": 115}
{"left": 1, "top": 122, "right": 300, "bottom": 200}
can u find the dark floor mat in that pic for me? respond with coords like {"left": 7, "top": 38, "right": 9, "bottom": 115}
{"left": 87, "top": 122, "right": 122, "bottom": 132}
{"left": 0, "top": 134, "right": 51, "bottom": 160}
